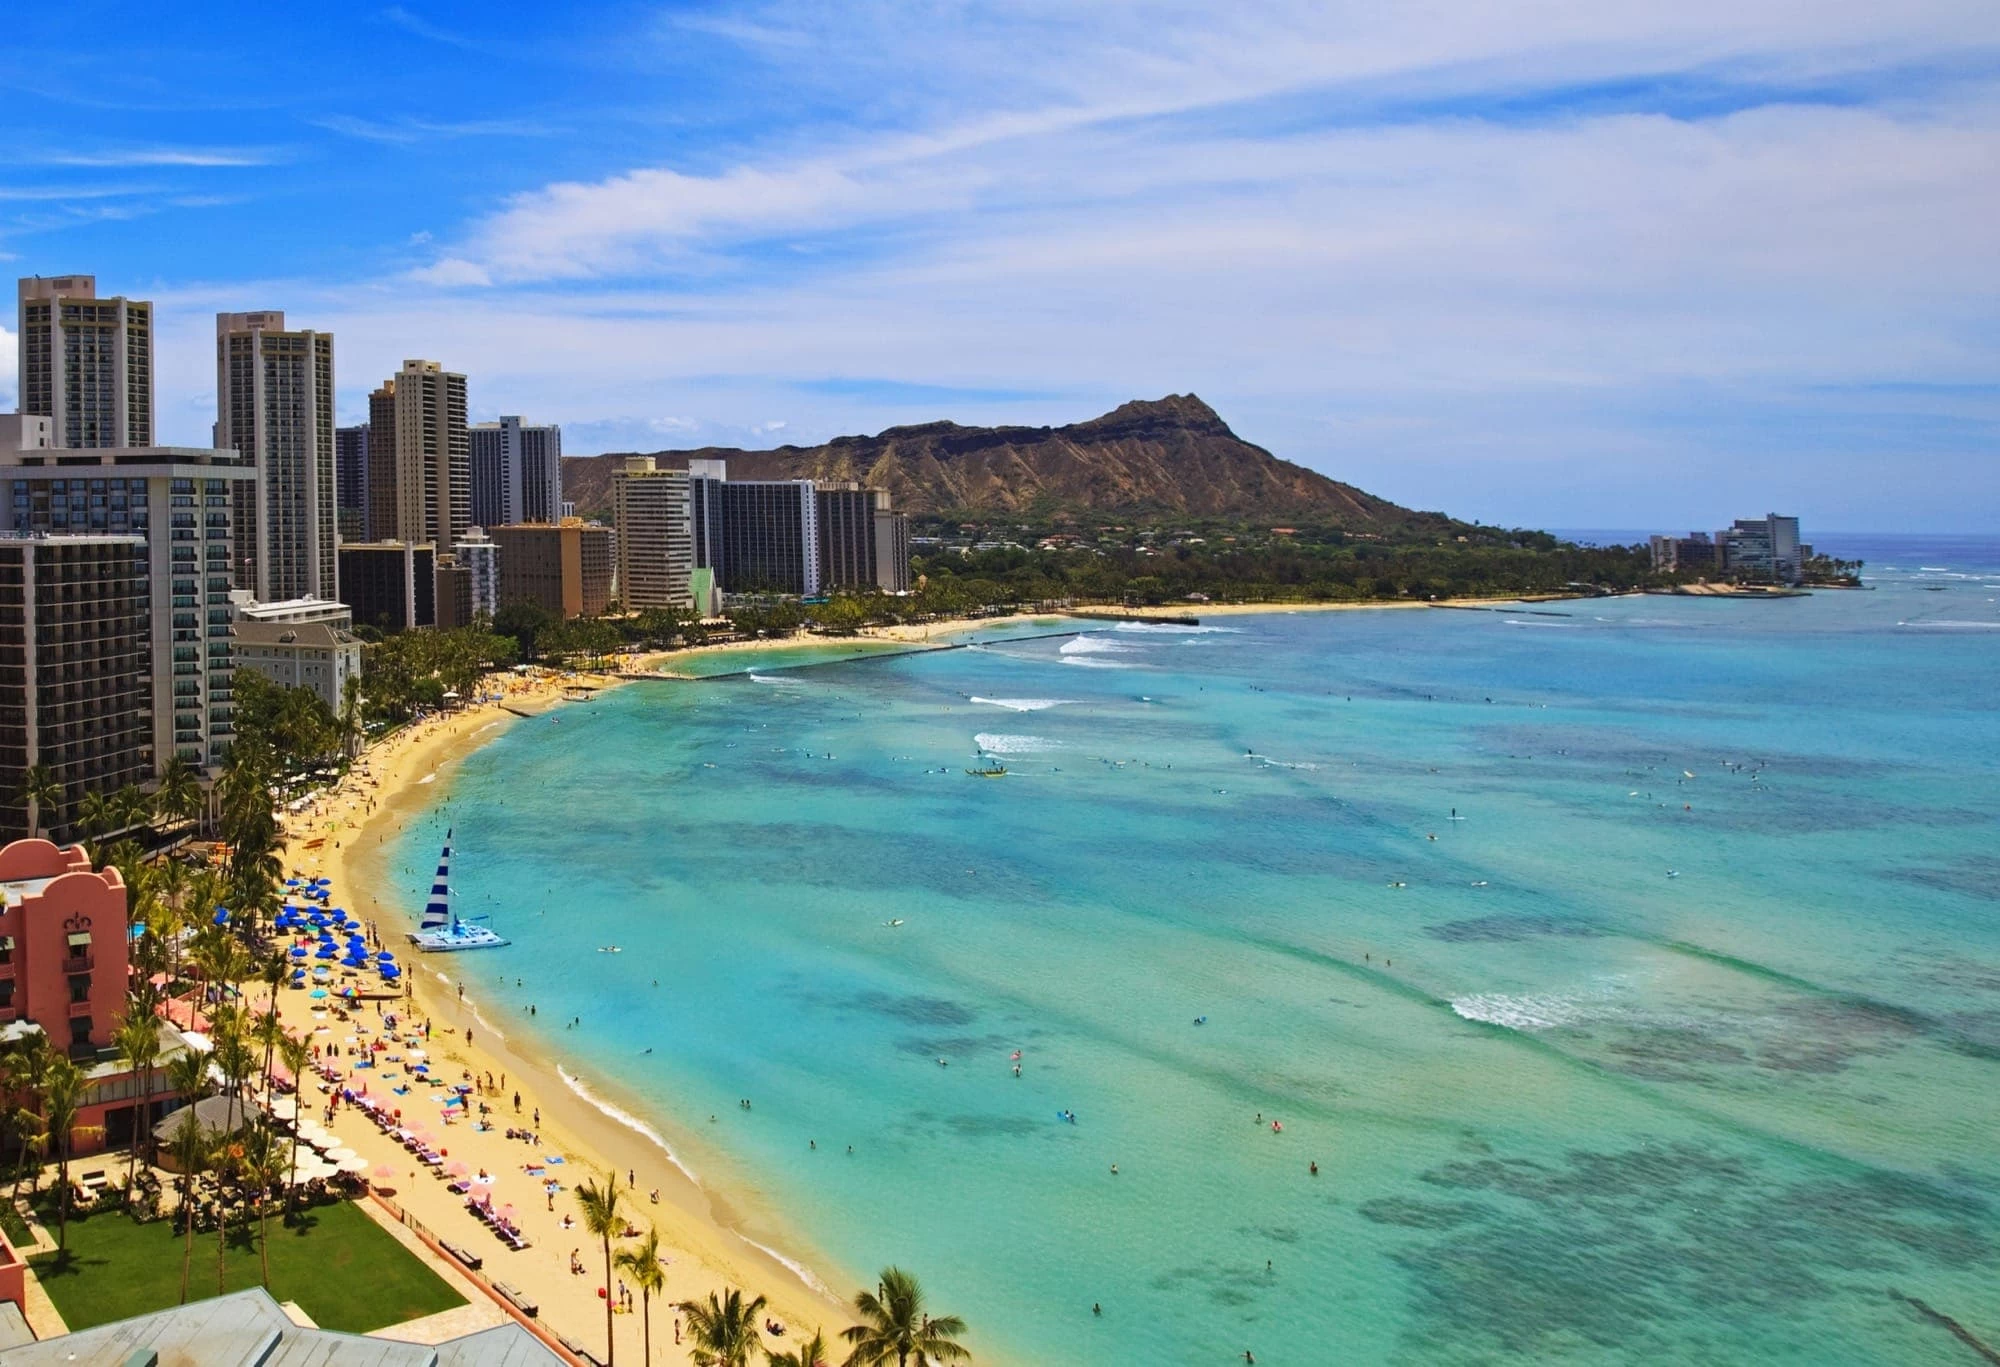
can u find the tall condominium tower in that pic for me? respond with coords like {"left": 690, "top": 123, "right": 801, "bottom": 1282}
{"left": 334, "top": 423, "right": 369, "bottom": 541}
{"left": 611, "top": 457, "right": 693, "bottom": 610}
{"left": 215, "top": 311, "right": 337, "bottom": 602}
{"left": 16, "top": 275, "right": 153, "bottom": 448}
{"left": 470, "top": 416, "right": 562, "bottom": 529}
{"left": 366, "top": 360, "right": 469, "bottom": 551}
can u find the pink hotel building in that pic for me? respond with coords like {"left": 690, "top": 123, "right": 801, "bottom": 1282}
{"left": 0, "top": 838, "right": 128, "bottom": 1052}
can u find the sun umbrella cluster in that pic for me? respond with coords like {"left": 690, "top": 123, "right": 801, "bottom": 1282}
{"left": 275, "top": 881, "right": 402, "bottom": 994}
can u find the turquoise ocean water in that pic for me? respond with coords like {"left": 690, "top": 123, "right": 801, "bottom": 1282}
{"left": 394, "top": 537, "right": 2000, "bottom": 1365}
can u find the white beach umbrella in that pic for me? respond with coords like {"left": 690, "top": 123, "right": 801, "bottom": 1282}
{"left": 323, "top": 1147, "right": 358, "bottom": 1164}
{"left": 265, "top": 1096, "right": 298, "bottom": 1121}
{"left": 335, "top": 1155, "right": 370, "bottom": 1174}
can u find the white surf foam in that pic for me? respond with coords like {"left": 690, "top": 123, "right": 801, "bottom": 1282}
{"left": 742, "top": 1235, "right": 838, "bottom": 1299}
{"left": 974, "top": 732, "right": 1060, "bottom": 754}
{"left": 557, "top": 1064, "right": 702, "bottom": 1186}
{"left": 1450, "top": 979, "right": 1625, "bottom": 1031}
{"left": 969, "top": 697, "right": 1070, "bottom": 712}
{"left": 1111, "top": 621, "right": 1241, "bottom": 635}
{"left": 1060, "top": 635, "right": 1134, "bottom": 655}
{"left": 416, "top": 771, "right": 438, "bottom": 785}
{"left": 1896, "top": 620, "right": 2000, "bottom": 630}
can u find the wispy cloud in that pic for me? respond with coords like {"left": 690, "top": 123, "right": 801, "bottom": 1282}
{"left": 29, "top": 146, "right": 281, "bottom": 168}
{"left": 310, "top": 113, "right": 555, "bottom": 144}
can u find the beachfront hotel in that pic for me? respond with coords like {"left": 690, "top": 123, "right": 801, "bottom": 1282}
{"left": 612, "top": 456, "right": 696, "bottom": 611}
{"left": 214, "top": 311, "right": 339, "bottom": 605}
{"left": 0, "top": 534, "right": 152, "bottom": 843}
{"left": 0, "top": 446, "right": 257, "bottom": 780}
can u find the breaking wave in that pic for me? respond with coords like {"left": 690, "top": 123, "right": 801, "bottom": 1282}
{"left": 973, "top": 733, "right": 1061, "bottom": 754}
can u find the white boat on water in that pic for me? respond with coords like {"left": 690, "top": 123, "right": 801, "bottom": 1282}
{"left": 407, "top": 829, "right": 510, "bottom": 952}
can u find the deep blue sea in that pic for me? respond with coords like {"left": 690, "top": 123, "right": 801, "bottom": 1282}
{"left": 393, "top": 535, "right": 2000, "bottom": 1365}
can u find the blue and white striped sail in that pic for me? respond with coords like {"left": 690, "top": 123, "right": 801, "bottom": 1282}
{"left": 420, "top": 830, "right": 452, "bottom": 929}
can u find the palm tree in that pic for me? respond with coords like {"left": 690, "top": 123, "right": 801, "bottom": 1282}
{"left": 16, "top": 763, "right": 62, "bottom": 840}
{"left": 766, "top": 1328, "right": 833, "bottom": 1367}
{"left": 575, "top": 1169, "right": 627, "bottom": 1364}
{"left": 43, "top": 1056, "right": 94, "bottom": 1252}
{"left": 841, "top": 1268, "right": 971, "bottom": 1367}
{"left": 339, "top": 675, "right": 366, "bottom": 759}
{"left": 77, "top": 789, "right": 115, "bottom": 858}
{"left": 276, "top": 1035, "right": 311, "bottom": 1223}
{"left": 7, "top": 1031, "right": 51, "bottom": 1209}
{"left": 242, "top": 1122, "right": 284, "bottom": 1287}
{"left": 113, "top": 783, "right": 152, "bottom": 837}
{"left": 113, "top": 1010, "right": 162, "bottom": 1195}
{"left": 152, "top": 756, "right": 203, "bottom": 833}
{"left": 167, "top": 1119, "right": 211, "bottom": 1304}
{"left": 614, "top": 1224, "right": 668, "bottom": 1365}
{"left": 677, "top": 1287, "right": 766, "bottom": 1367}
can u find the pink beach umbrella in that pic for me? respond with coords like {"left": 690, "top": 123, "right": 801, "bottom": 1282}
{"left": 373, "top": 1164, "right": 398, "bottom": 1180}
{"left": 447, "top": 1160, "right": 469, "bottom": 1177}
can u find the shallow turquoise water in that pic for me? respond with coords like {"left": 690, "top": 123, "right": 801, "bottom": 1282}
{"left": 395, "top": 546, "right": 2000, "bottom": 1365}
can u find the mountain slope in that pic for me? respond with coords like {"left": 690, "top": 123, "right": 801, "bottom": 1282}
{"left": 560, "top": 395, "right": 1443, "bottom": 530}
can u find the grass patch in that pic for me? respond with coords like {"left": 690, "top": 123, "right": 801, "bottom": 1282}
{"left": 30, "top": 1199, "right": 464, "bottom": 1333}
{"left": 0, "top": 1200, "right": 31, "bottom": 1248}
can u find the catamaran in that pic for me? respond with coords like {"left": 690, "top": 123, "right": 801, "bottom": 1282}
{"left": 407, "top": 829, "right": 509, "bottom": 952}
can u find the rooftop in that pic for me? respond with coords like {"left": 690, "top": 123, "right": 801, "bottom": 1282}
{"left": 0, "top": 1288, "right": 561, "bottom": 1366}
{"left": 234, "top": 621, "right": 360, "bottom": 649}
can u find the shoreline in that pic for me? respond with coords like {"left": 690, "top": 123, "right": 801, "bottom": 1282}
{"left": 278, "top": 677, "right": 858, "bottom": 1363}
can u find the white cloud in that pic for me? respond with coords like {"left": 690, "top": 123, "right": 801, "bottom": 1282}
{"left": 140, "top": 1, "right": 2000, "bottom": 528}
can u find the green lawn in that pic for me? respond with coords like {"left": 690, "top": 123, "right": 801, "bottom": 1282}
{"left": 30, "top": 1199, "right": 465, "bottom": 1333}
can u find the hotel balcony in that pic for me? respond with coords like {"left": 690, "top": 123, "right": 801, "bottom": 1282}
{"left": 67, "top": 999, "right": 93, "bottom": 1020}
{"left": 65, "top": 953, "right": 94, "bottom": 974}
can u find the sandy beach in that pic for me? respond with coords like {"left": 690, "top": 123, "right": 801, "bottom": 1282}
{"left": 273, "top": 670, "right": 854, "bottom": 1365}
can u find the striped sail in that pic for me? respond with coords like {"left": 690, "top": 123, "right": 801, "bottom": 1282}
{"left": 421, "top": 830, "right": 452, "bottom": 929}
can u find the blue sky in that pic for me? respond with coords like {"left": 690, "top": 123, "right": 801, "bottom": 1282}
{"left": 3, "top": 1, "right": 1995, "bottom": 531}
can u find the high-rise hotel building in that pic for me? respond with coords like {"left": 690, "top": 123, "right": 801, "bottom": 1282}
{"left": 334, "top": 423, "right": 369, "bottom": 542}
{"left": 214, "top": 311, "right": 337, "bottom": 603}
{"left": 16, "top": 276, "right": 153, "bottom": 449}
{"left": 2, "top": 447, "right": 257, "bottom": 776}
{"left": 366, "top": 360, "right": 469, "bottom": 552}
{"left": 611, "top": 457, "right": 694, "bottom": 610}
{"left": 0, "top": 533, "right": 152, "bottom": 842}
{"left": 470, "top": 416, "right": 561, "bottom": 530}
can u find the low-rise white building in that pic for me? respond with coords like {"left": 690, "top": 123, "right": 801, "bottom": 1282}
{"left": 232, "top": 620, "right": 361, "bottom": 715}
{"left": 233, "top": 593, "right": 353, "bottom": 628}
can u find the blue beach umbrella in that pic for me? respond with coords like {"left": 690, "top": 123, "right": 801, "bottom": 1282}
{"left": 376, "top": 950, "right": 395, "bottom": 961}
{"left": 289, "top": 946, "right": 308, "bottom": 958}
{"left": 380, "top": 965, "right": 401, "bottom": 979}
{"left": 309, "top": 988, "right": 328, "bottom": 1000}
